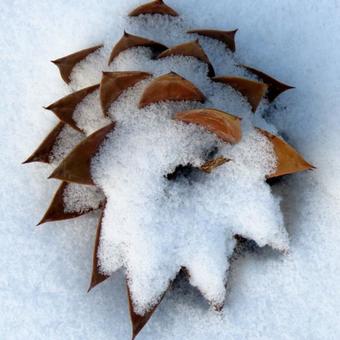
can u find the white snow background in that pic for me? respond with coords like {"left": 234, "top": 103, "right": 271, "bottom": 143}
{"left": 1, "top": 0, "right": 340, "bottom": 339}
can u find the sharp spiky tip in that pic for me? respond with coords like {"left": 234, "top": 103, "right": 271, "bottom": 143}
{"left": 128, "top": 0, "right": 179, "bottom": 17}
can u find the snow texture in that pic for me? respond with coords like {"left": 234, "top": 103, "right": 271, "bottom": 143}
{"left": 1, "top": 0, "right": 340, "bottom": 339}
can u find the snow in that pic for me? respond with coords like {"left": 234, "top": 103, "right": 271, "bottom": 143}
{"left": 1, "top": 0, "right": 340, "bottom": 339}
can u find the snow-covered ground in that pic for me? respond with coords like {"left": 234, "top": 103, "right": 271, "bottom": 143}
{"left": 1, "top": 0, "right": 340, "bottom": 339}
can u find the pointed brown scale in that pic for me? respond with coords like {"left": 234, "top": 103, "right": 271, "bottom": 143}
{"left": 129, "top": 0, "right": 178, "bottom": 17}
{"left": 108, "top": 32, "right": 167, "bottom": 65}
{"left": 187, "top": 29, "right": 238, "bottom": 52}
{"left": 23, "top": 122, "right": 65, "bottom": 164}
{"left": 45, "top": 84, "right": 99, "bottom": 131}
{"left": 49, "top": 122, "right": 115, "bottom": 185}
{"left": 201, "top": 156, "right": 230, "bottom": 173}
{"left": 52, "top": 45, "right": 103, "bottom": 84}
{"left": 242, "top": 65, "right": 294, "bottom": 102}
{"left": 175, "top": 108, "right": 241, "bottom": 143}
{"left": 157, "top": 39, "right": 215, "bottom": 77}
{"left": 213, "top": 76, "right": 268, "bottom": 112}
{"left": 139, "top": 72, "right": 205, "bottom": 108}
{"left": 88, "top": 204, "right": 110, "bottom": 292}
{"left": 259, "top": 129, "right": 315, "bottom": 178}
{"left": 100, "top": 71, "right": 151, "bottom": 115}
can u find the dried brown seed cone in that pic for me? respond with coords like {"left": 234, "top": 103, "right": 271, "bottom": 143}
{"left": 49, "top": 123, "right": 115, "bottom": 185}
{"left": 213, "top": 76, "right": 268, "bottom": 112}
{"left": 108, "top": 32, "right": 167, "bottom": 65}
{"left": 187, "top": 29, "right": 238, "bottom": 52}
{"left": 139, "top": 72, "right": 205, "bottom": 108}
{"left": 52, "top": 45, "right": 103, "bottom": 84}
{"left": 129, "top": 0, "right": 178, "bottom": 17}
{"left": 100, "top": 71, "right": 151, "bottom": 115}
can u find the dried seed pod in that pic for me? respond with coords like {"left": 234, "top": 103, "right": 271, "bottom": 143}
{"left": 157, "top": 40, "right": 215, "bottom": 76}
{"left": 187, "top": 29, "right": 238, "bottom": 52}
{"left": 242, "top": 65, "right": 294, "bottom": 102}
{"left": 213, "top": 76, "right": 268, "bottom": 112}
{"left": 100, "top": 71, "right": 151, "bottom": 115}
{"left": 139, "top": 72, "right": 205, "bottom": 108}
{"left": 175, "top": 108, "right": 242, "bottom": 144}
{"left": 23, "top": 122, "right": 65, "bottom": 164}
{"left": 129, "top": 0, "right": 178, "bottom": 17}
{"left": 108, "top": 32, "right": 167, "bottom": 65}
{"left": 201, "top": 156, "right": 229, "bottom": 173}
{"left": 49, "top": 123, "right": 115, "bottom": 185}
{"left": 45, "top": 84, "right": 100, "bottom": 131}
{"left": 52, "top": 45, "right": 103, "bottom": 84}
{"left": 259, "top": 129, "right": 315, "bottom": 178}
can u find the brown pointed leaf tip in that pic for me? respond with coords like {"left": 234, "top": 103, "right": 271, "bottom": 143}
{"left": 23, "top": 122, "right": 65, "bottom": 164}
{"left": 129, "top": 0, "right": 178, "bottom": 17}
{"left": 259, "top": 129, "right": 315, "bottom": 178}
{"left": 45, "top": 84, "right": 99, "bottom": 131}
{"left": 88, "top": 205, "right": 110, "bottom": 292}
{"left": 242, "top": 65, "right": 294, "bottom": 102}
{"left": 108, "top": 32, "right": 167, "bottom": 65}
{"left": 157, "top": 40, "right": 215, "bottom": 77}
{"left": 175, "top": 108, "right": 242, "bottom": 144}
{"left": 213, "top": 76, "right": 268, "bottom": 112}
{"left": 52, "top": 45, "right": 103, "bottom": 84}
{"left": 187, "top": 29, "right": 238, "bottom": 52}
{"left": 139, "top": 72, "right": 205, "bottom": 108}
{"left": 201, "top": 156, "right": 230, "bottom": 173}
{"left": 100, "top": 71, "right": 151, "bottom": 116}
{"left": 49, "top": 123, "right": 115, "bottom": 185}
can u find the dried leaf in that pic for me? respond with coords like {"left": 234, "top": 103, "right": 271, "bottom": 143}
{"left": 200, "top": 156, "right": 229, "bottom": 173}
{"left": 259, "top": 129, "right": 315, "bottom": 178}
{"left": 52, "top": 45, "right": 103, "bottom": 84}
{"left": 175, "top": 108, "right": 241, "bottom": 143}
{"left": 242, "top": 65, "right": 294, "bottom": 102}
{"left": 129, "top": 0, "right": 178, "bottom": 17}
{"left": 187, "top": 29, "right": 238, "bottom": 52}
{"left": 139, "top": 72, "right": 205, "bottom": 108}
{"left": 49, "top": 123, "right": 115, "bottom": 185}
{"left": 213, "top": 76, "right": 268, "bottom": 112}
{"left": 157, "top": 39, "right": 215, "bottom": 76}
{"left": 23, "top": 122, "right": 65, "bottom": 164}
{"left": 108, "top": 32, "right": 167, "bottom": 65}
{"left": 45, "top": 84, "right": 99, "bottom": 131}
{"left": 100, "top": 71, "right": 151, "bottom": 115}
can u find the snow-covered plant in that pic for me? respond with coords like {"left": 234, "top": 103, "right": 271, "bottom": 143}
{"left": 24, "top": 0, "right": 313, "bottom": 338}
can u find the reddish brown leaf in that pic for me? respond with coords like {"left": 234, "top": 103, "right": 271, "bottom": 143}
{"left": 108, "top": 32, "right": 167, "bottom": 65}
{"left": 88, "top": 205, "right": 110, "bottom": 292}
{"left": 49, "top": 123, "right": 116, "bottom": 185}
{"left": 175, "top": 108, "right": 242, "bottom": 143}
{"left": 23, "top": 122, "right": 65, "bottom": 164}
{"left": 259, "top": 129, "right": 315, "bottom": 178}
{"left": 45, "top": 84, "right": 99, "bottom": 131}
{"left": 242, "top": 65, "right": 294, "bottom": 102}
{"left": 139, "top": 72, "right": 205, "bottom": 108}
{"left": 187, "top": 29, "right": 238, "bottom": 52}
{"left": 129, "top": 0, "right": 178, "bottom": 17}
{"left": 100, "top": 71, "right": 151, "bottom": 115}
{"left": 213, "top": 76, "right": 268, "bottom": 112}
{"left": 157, "top": 39, "right": 215, "bottom": 77}
{"left": 200, "top": 156, "right": 230, "bottom": 173}
{"left": 52, "top": 45, "right": 103, "bottom": 84}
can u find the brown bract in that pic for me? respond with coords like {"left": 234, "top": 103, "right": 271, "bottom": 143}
{"left": 175, "top": 108, "right": 242, "bottom": 144}
{"left": 100, "top": 71, "right": 151, "bottom": 115}
{"left": 187, "top": 29, "right": 238, "bottom": 52}
{"left": 45, "top": 84, "right": 100, "bottom": 131}
{"left": 129, "top": 0, "right": 178, "bottom": 17}
{"left": 52, "top": 45, "right": 103, "bottom": 84}
{"left": 201, "top": 156, "right": 229, "bottom": 173}
{"left": 139, "top": 72, "right": 205, "bottom": 108}
{"left": 259, "top": 129, "right": 315, "bottom": 178}
{"left": 49, "top": 123, "right": 116, "bottom": 185}
{"left": 242, "top": 65, "right": 294, "bottom": 102}
{"left": 108, "top": 32, "right": 167, "bottom": 65}
{"left": 157, "top": 40, "right": 215, "bottom": 77}
{"left": 213, "top": 76, "right": 268, "bottom": 112}
{"left": 23, "top": 122, "right": 65, "bottom": 164}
